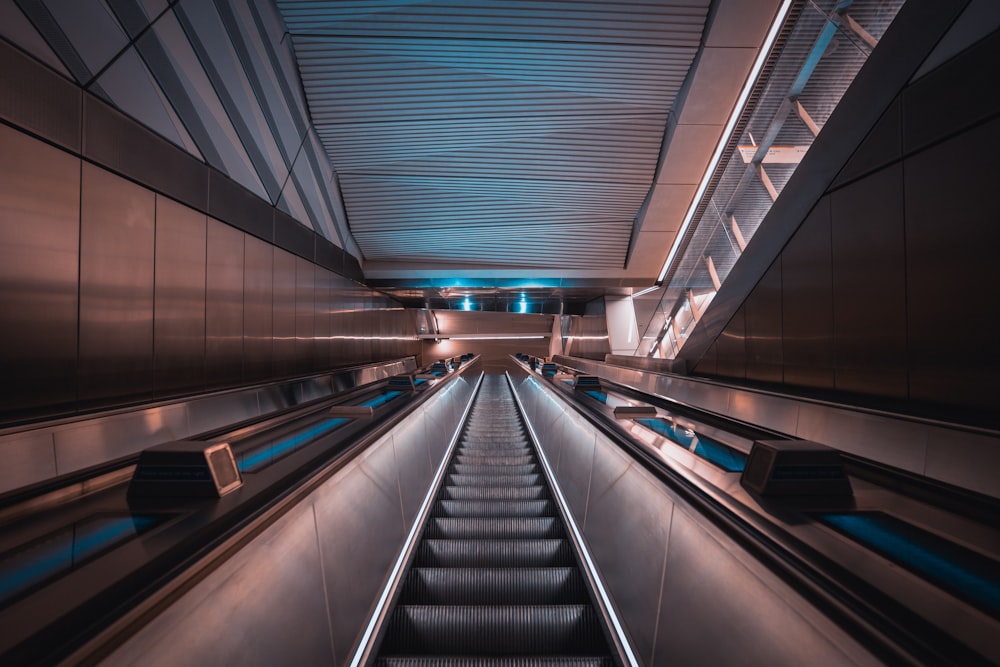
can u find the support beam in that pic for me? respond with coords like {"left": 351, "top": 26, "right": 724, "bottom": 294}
{"left": 795, "top": 100, "right": 822, "bottom": 137}
{"left": 757, "top": 164, "right": 780, "bottom": 201}
{"left": 841, "top": 12, "right": 879, "bottom": 49}
{"left": 705, "top": 255, "right": 722, "bottom": 291}
{"left": 730, "top": 214, "right": 748, "bottom": 252}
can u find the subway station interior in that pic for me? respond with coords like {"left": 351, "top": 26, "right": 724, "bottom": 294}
{"left": 1, "top": 0, "right": 999, "bottom": 664}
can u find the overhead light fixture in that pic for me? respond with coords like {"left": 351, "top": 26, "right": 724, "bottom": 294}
{"left": 449, "top": 335, "right": 545, "bottom": 341}
{"left": 656, "top": 0, "right": 796, "bottom": 284}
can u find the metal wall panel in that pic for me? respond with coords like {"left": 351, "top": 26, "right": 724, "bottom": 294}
{"left": 744, "top": 260, "right": 783, "bottom": 384}
{"left": 904, "top": 116, "right": 1000, "bottom": 412}
{"left": 295, "top": 257, "right": 316, "bottom": 374}
{"left": 0, "top": 40, "right": 82, "bottom": 152}
{"left": 272, "top": 248, "right": 297, "bottom": 377}
{"left": 0, "top": 125, "right": 80, "bottom": 417}
{"left": 243, "top": 234, "right": 274, "bottom": 381}
{"left": 780, "top": 198, "right": 834, "bottom": 389}
{"left": 315, "top": 267, "right": 333, "bottom": 369}
{"left": 79, "top": 164, "right": 155, "bottom": 404}
{"left": 153, "top": 196, "right": 206, "bottom": 395}
{"left": 831, "top": 163, "right": 907, "bottom": 399}
{"left": 714, "top": 305, "right": 746, "bottom": 379}
{"left": 206, "top": 219, "right": 245, "bottom": 387}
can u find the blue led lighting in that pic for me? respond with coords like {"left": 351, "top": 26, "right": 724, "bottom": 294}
{"left": 636, "top": 418, "right": 746, "bottom": 472}
{"left": 0, "top": 515, "right": 165, "bottom": 603}
{"left": 583, "top": 390, "right": 608, "bottom": 404}
{"left": 818, "top": 512, "right": 1000, "bottom": 617}
{"left": 239, "top": 391, "right": 406, "bottom": 472}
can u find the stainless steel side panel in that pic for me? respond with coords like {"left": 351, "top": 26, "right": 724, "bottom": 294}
{"left": 101, "top": 363, "right": 481, "bottom": 667}
{"left": 314, "top": 266, "right": 333, "bottom": 369}
{"left": 153, "top": 196, "right": 206, "bottom": 395}
{"left": 79, "top": 164, "right": 155, "bottom": 404}
{"left": 205, "top": 219, "right": 245, "bottom": 387}
{"left": 0, "top": 124, "right": 80, "bottom": 415}
{"left": 513, "top": 375, "right": 879, "bottom": 666}
{"left": 103, "top": 501, "right": 335, "bottom": 667}
{"left": 557, "top": 356, "right": 1000, "bottom": 499}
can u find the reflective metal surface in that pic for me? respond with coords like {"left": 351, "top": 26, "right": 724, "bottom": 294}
{"left": 0, "top": 359, "right": 417, "bottom": 495}
{"left": 557, "top": 355, "right": 1000, "bottom": 499}
{"left": 79, "top": 164, "right": 156, "bottom": 405}
{"left": 101, "top": 361, "right": 480, "bottom": 667}
{"left": 272, "top": 248, "right": 297, "bottom": 378}
{"left": 153, "top": 196, "right": 206, "bottom": 394}
{"left": 243, "top": 235, "right": 274, "bottom": 381}
{"left": 512, "top": 374, "right": 881, "bottom": 666}
{"left": 206, "top": 218, "right": 246, "bottom": 387}
{"left": 0, "top": 124, "right": 80, "bottom": 417}
{"left": 295, "top": 257, "right": 316, "bottom": 374}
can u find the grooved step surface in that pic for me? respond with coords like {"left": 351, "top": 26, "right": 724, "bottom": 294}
{"left": 381, "top": 605, "right": 607, "bottom": 655}
{"left": 447, "top": 473, "right": 542, "bottom": 487}
{"left": 425, "top": 517, "right": 564, "bottom": 540}
{"left": 374, "top": 375, "right": 613, "bottom": 662}
{"left": 440, "top": 486, "right": 548, "bottom": 501}
{"left": 415, "top": 539, "right": 575, "bottom": 568}
{"left": 433, "top": 499, "right": 555, "bottom": 518}
{"left": 375, "top": 658, "right": 614, "bottom": 667}
{"left": 401, "top": 568, "right": 588, "bottom": 605}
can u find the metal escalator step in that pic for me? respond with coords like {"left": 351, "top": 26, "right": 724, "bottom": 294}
{"left": 458, "top": 442, "right": 530, "bottom": 450}
{"left": 424, "top": 517, "right": 563, "bottom": 539}
{"left": 414, "top": 539, "right": 574, "bottom": 567}
{"left": 440, "top": 486, "right": 548, "bottom": 501}
{"left": 455, "top": 449, "right": 535, "bottom": 463}
{"left": 380, "top": 604, "right": 607, "bottom": 655}
{"left": 374, "top": 658, "right": 613, "bottom": 667}
{"left": 400, "top": 567, "right": 588, "bottom": 605}
{"left": 447, "top": 474, "right": 542, "bottom": 487}
{"left": 432, "top": 500, "right": 554, "bottom": 518}
{"left": 450, "top": 463, "right": 539, "bottom": 475}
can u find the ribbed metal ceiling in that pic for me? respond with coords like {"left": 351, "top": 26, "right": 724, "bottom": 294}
{"left": 276, "top": 1, "right": 709, "bottom": 270}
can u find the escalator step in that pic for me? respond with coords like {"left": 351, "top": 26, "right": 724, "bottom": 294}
{"left": 374, "top": 659, "right": 613, "bottom": 667}
{"left": 447, "top": 474, "right": 542, "bottom": 487}
{"left": 455, "top": 452, "right": 533, "bottom": 463}
{"left": 414, "top": 539, "right": 574, "bottom": 567}
{"left": 450, "top": 463, "right": 539, "bottom": 475}
{"left": 432, "top": 500, "right": 554, "bottom": 518}
{"left": 400, "top": 567, "right": 588, "bottom": 605}
{"left": 380, "top": 605, "right": 607, "bottom": 655}
{"left": 424, "top": 517, "right": 563, "bottom": 539}
{"left": 440, "top": 485, "right": 548, "bottom": 501}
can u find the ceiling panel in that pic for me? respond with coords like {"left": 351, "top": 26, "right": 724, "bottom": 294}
{"left": 276, "top": 0, "right": 710, "bottom": 272}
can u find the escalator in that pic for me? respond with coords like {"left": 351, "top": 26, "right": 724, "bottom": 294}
{"left": 372, "top": 375, "right": 618, "bottom": 666}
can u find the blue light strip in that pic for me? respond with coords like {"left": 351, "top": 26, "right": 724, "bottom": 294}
{"left": 636, "top": 418, "right": 746, "bottom": 473}
{"left": 0, "top": 515, "right": 165, "bottom": 603}
{"left": 818, "top": 512, "right": 1000, "bottom": 617}
{"left": 239, "top": 391, "right": 405, "bottom": 472}
{"left": 583, "top": 390, "right": 608, "bottom": 404}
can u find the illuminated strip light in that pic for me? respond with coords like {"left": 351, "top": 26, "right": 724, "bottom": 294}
{"left": 319, "top": 335, "right": 419, "bottom": 341}
{"left": 657, "top": 0, "right": 796, "bottom": 284}
{"left": 507, "top": 373, "right": 640, "bottom": 667}
{"left": 447, "top": 335, "right": 546, "bottom": 341}
{"left": 349, "top": 372, "right": 484, "bottom": 667}
{"left": 566, "top": 335, "right": 609, "bottom": 340}
{"left": 632, "top": 285, "right": 661, "bottom": 298}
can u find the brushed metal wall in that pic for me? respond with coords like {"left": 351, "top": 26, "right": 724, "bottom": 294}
{"left": 0, "top": 125, "right": 420, "bottom": 425}
{"left": 509, "top": 370, "right": 880, "bottom": 666}
{"left": 0, "top": 124, "right": 79, "bottom": 416}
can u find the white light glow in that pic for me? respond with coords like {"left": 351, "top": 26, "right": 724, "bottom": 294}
{"left": 657, "top": 0, "right": 796, "bottom": 284}
{"left": 632, "top": 285, "right": 661, "bottom": 298}
{"left": 449, "top": 335, "right": 545, "bottom": 341}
